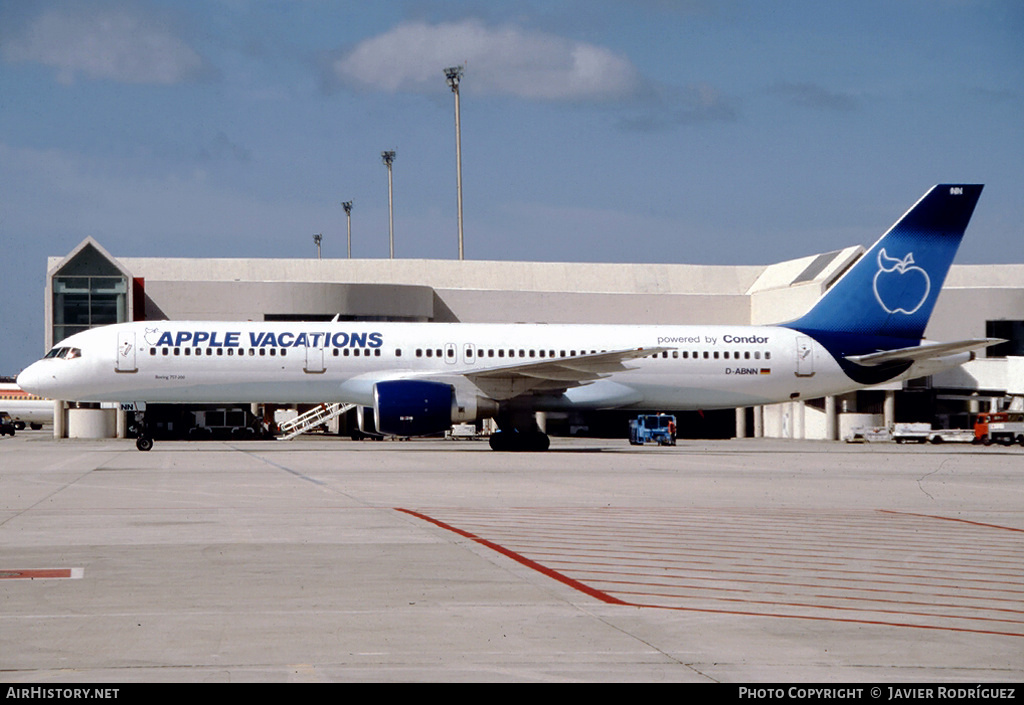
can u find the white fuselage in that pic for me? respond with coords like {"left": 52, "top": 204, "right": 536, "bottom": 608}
{"left": 16, "top": 320, "right": 933, "bottom": 412}
{"left": 0, "top": 384, "right": 53, "bottom": 425}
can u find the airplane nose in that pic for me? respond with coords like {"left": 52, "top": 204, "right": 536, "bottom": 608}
{"left": 17, "top": 363, "right": 50, "bottom": 397}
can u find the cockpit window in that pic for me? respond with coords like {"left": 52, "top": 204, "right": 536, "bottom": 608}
{"left": 43, "top": 347, "right": 82, "bottom": 359}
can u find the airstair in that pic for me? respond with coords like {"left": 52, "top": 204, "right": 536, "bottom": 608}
{"left": 277, "top": 403, "right": 355, "bottom": 440}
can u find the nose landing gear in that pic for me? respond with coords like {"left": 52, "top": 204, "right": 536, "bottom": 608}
{"left": 126, "top": 404, "right": 153, "bottom": 452}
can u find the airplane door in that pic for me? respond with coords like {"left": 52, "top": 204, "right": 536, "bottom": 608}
{"left": 463, "top": 343, "right": 476, "bottom": 365}
{"left": 305, "top": 344, "right": 325, "bottom": 374}
{"left": 445, "top": 343, "right": 458, "bottom": 365}
{"left": 795, "top": 336, "right": 815, "bottom": 377}
{"left": 116, "top": 330, "right": 137, "bottom": 373}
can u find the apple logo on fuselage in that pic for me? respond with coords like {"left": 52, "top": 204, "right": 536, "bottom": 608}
{"left": 873, "top": 249, "right": 930, "bottom": 315}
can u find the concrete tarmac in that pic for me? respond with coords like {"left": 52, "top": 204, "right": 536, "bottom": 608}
{"left": 1, "top": 432, "right": 1021, "bottom": 683}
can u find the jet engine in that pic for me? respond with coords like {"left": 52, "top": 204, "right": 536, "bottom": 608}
{"left": 372, "top": 380, "right": 497, "bottom": 437}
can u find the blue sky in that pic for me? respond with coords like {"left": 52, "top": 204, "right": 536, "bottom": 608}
{"left": 1, "top": 0, "right": 1021, "bottom": 373}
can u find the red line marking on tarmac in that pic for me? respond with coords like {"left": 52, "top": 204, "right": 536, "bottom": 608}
{"left": 879, "top": 510, "right": 1024, "bottom": 533}
{"left": 395, "top": 508, "right": 628, "bottom": 605}
{"left": 398, "top": 507, "right": 1024, "bottom": 638}
{"left": 0, "top": 568, "right": 81, "bottom": 580}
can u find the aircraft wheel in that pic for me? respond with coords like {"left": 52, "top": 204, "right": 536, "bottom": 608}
{"left": 136, "top": 436, "right": 154, "bottom": 452}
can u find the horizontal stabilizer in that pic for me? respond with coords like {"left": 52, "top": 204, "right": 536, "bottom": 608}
{"left": 844, "top": 339, "right": 1003, "bottom": 366}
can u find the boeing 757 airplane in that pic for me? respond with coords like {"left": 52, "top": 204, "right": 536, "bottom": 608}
{"left": 18, "top": 184, "right": 996, "bottom": 451}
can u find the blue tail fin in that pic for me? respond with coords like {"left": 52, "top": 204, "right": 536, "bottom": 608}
{"left": 785, "top": 184, "right": 983, "bottom": 354}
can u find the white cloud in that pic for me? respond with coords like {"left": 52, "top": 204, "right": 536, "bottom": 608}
{"left": 331, "top": 20, "right": 643, "bottom": 102}
{"left": 2, "top": 7, "right": 205, "bottom": 85}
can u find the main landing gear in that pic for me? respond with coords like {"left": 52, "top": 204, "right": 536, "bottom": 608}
{"left": 488, "top": 413, "right": 551, "bottom": 451}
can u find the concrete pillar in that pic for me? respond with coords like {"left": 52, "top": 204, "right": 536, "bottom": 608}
{"left": 68, "top": 408, "right": 116, "bottom": 438}
{"left": 795, "top": 400, "right": 806, "bottom": 440}
{"left": 735, "top": 407, "right": 747, "bottom": 438}
{"left": 753, "top": 405, "right": 764, "bottom": 438}
{"left": 53, "top": 400, "right": 65, "bottom": 439}
{"left": 825, "top": 396, "right": 838, "bottom": 441}
{"left": 883, "top": 390, "right": 896, "bottom": 429}
{"left": 116, "top": 408, "right": 127, "bottom": 439}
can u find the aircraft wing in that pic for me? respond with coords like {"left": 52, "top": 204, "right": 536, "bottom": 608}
{"left": 461, "top": 346, "right": 672, "bottom": 400}
{"left": 844, "top": 339, "right": 1003, "bottom": 367}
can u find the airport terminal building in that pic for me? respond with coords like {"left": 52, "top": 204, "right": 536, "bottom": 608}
{"left": 42, "top": 237, "right": 1024, "bottom": 440}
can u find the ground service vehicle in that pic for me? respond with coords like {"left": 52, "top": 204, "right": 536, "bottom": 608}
{"left": 974, "top": 411, "right": 1024, "bottom": 446}
{"left": 629, "top": 414, "right": 676, "bottom": 446}
{"left": 0, "top": 412, "right": 15, "bottom": 436}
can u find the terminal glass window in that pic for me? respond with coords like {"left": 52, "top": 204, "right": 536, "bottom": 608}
{"left": 52, "top": 276, "right": 128, "bottom": 343}
{"left": 986, "top": 321, "right": 1024, "bottom": 358}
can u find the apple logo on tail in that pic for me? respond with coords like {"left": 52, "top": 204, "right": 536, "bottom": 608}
{"left": 873, "top": 249, "right": 930, "bottom": 315}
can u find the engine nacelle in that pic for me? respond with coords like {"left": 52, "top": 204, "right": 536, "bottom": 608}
{"left": 373, "top": 380, "right": 498, "bottom": 437}
{"left": 374, "top": 380, "right": 455, "bottom": 437}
